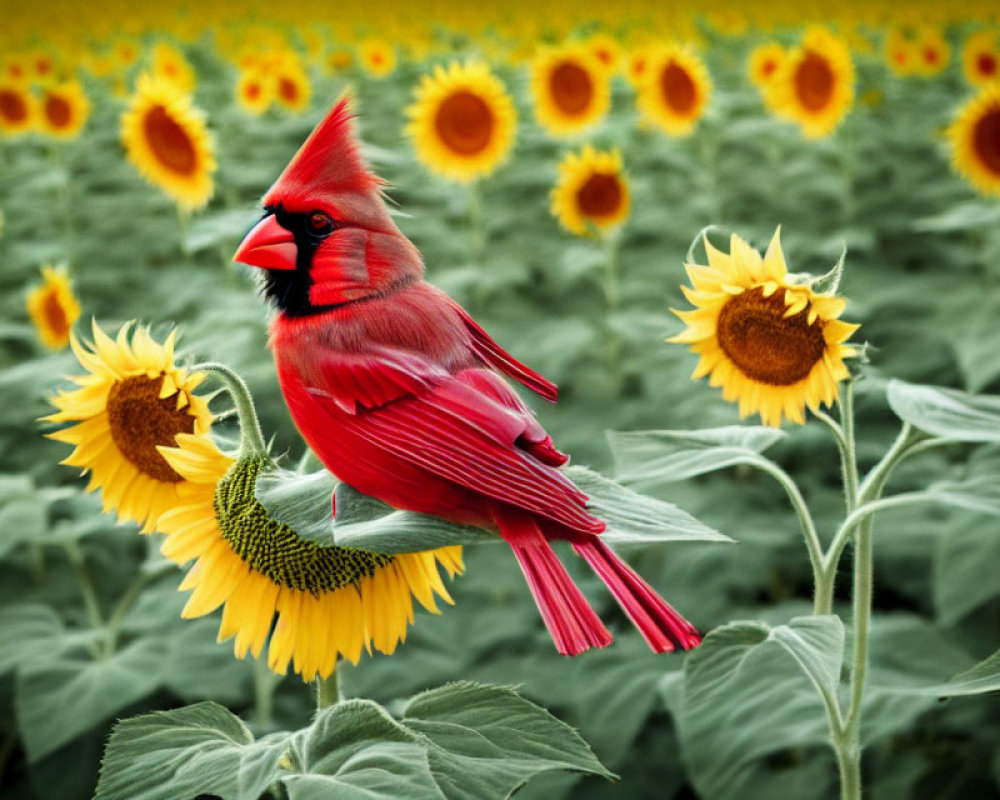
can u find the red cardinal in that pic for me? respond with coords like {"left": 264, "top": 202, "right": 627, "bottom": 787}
{"left": 233, "top": 97, "right": 700, "bottom": 656}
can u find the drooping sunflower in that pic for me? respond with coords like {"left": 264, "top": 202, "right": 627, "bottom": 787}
{"left": 45, "top": 321, "right": 212, "bottom": 531}
{"left": 26, "top": 265, "right": 80, "bottom": 349}
{"left": 0, "top": 81, "right": 36, "bottom": 135}
{"left": 120, "top": 73, "right": 216, "bottom": 210}
{"left": 773, "top": 27, "right": 854, "bottom": 139}
{"left": 636, "top": 43, "right": 712, "bottom": 137}
{"left": 551, "top": 145, "right": 630, "bottom": 237}
{"left": 962, "top": 30, "right": 999, "bottom": 87}
{"left": 406, "top": 61, "right": 517, "bottom": 183}
{"left": 155, "top": 435, "right": 464, "bottom": 681}
{"left": 948, "top": 83, "right": 1000, "bottom": 196}
{"left": 748, "top": 41, "right": 786, "bottom": 89}
{"left": 670, "top": 230, "right": 859, "bottom": 427}
{"left": 235, "top": 68, "right": 274, "bottom": 115}
{"left": 530, "top": 43, "right": 610, "bottom": 137}
{"left": 359, "top": 38, "right": 397, "bottom": 78}
{"left": 37, "top": 80, "right": 90, "bottom": 139}
{"left": 151, "top": 42, "right": 196, "bottom": 94}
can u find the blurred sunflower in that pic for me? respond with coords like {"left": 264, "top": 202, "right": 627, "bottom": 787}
{"left": 26, "top": 265, "right": 80, "bottom": 349}
{"left": 359, "top": 38, "right": 396, "bottom": 78}
{"left": 0, "top": 81, "right": 36, "bottom": 135}
{"left": 152, "top": 42, "right": 196, "bottom": 93}
{"left": 775, "top": 28, "right": 854, "bottom": 139}
{"left": 235, "top": 68, "right": 273, "bottom": 115}
{"left": 748, "top": 41, "right": 786, "bottom": 89}
{"left": 2, "top": 55, "right": 29, "bottom": 85}
{"left": 155, "top": 436, "right": 464, "bottom": 681}
{"left": 407, "top": 61, "right": 517, "bottom": 183}
{"left": 636, "top": 44, "right": 711, "bottom": 137}
{"left": 962, "top": 30, "right": 999, "bottom": 87}
{"left": 325, "top": 48, "right": 354, "bottom": 74}
{"left": 113, "top": 39, "right": 140, "bottom": 71}
{"left": 885, "top": 28, "right": 918, "bottom": 76}
{"left": 121, "top": 73, "right": 216, "bottom": 209}
{"left": 27, "top": 48, "right": 58, "bottom": 84}
{"left": 37, "top": 80, "right": 90, "bottom": 139}
{"left": 530, "top": 43, "right": 610, "bottom": 136}
{"left": 670, "top": 230, "right": 859, "bottom": 427}
{"left": 949, "top": 83, "right": 1000, "bottom": 196}
{"left": 45, "top": 321, "right": 212, "bottom": 530}
{"left": 586, "top": 33, "right": 622, "bottom": 75}
{"left": 624, "top": 48, "right": 651, "bottom": 87}
{"left": 913, "top": 28, "right": 950, "bottom": 76}
{"left": 551, "top": 145, "right": 630, "bottom": 237}
{"left": 273, "top": 55, "right": 311, "bottom": 113}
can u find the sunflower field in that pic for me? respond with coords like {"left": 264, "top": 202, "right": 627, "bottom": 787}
{"left": 3, "top": 1, "right": 1000, "bottom": 798}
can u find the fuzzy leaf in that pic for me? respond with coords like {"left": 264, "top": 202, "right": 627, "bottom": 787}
{"left": 0, "top": 604, "right": 65, "bottom": 676}
{"left": 96, "top": 701, "right": 291, "bottom": 800}
{"left": 608, "top": 427, "right": 787, "bottom": 486}
{"left": 886, "top": 380, "right": 1000, "bottom": 442}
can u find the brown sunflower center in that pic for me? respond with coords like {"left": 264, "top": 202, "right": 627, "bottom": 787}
{"left": 214, "top": 458, "right": 393, "bottom": 594}
{"left": 716, "top": 287, "right": 826, "bottom": 386}
{"left": 762, "top": 58, "right": 777, "bottom": 77}
{"left": 924, "top": 47, "right": 940, "bottom": 65}
{"left": 549, "top": 60, "right": 594, "bottom": 115}
{"left": 142, "top": 104, "right": 197, "bottom": 176}
{"left": 660, "top": 61, "right": 697, "bottom": 113}
{"left": 973, "top": 105, "right": 1000, "bottom": 176}
{"left": 977, "top": 53, "right": 998, "bottom": 77}
{"left": 0, "top": 89, "right": 28, "bottom": 123}
{"left": 434, "top": 90, "right": 494, "bottom": 155}
{"left": 794, "top": 51, "right": 835, "bottom": 112}
{"left": 40, "top": 288, "right": 69, "bottom": 339}
{"left": 279, "top": 77, "right": 298, "bottom": 103}
{"left": 44, "top": 94, "right": 72, "bottom": 128}
{"left": 576, "top": 172, "right": 623, "bottom": 219}
{"left": 105, "top": 375, "right": 196, "bottom": 482}
{"left": 245, "top": 82, "right": 261, "bottom": 100}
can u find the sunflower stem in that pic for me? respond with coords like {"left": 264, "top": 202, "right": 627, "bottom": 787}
{"left": 62, "top": 540, "right": 105, "bottom": 656}
{"left": 316, "top": 669, "right": 341, "bottom": 710}
{"left": 194, "top": 363, "right": 267, "bottom": 457}
{"left": 252, "top": 655, "right": 278, "bottom": 728}
{"left": 104, "top": 559, "right": 174, "bottom": 656}
{"left": 177, "top": 206, "right": 192, "bottom": 263}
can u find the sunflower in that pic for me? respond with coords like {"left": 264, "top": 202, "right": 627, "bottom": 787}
{"left": 28, "top": 48, "right": 58, "bottom": 84}
{"left": 155, "top": 436, "right": 464, "bottom": 681}
{"left": 773, "top": 28, "right": 854, "bottom": 139}
{"left": 26, "top": 266, "right": 80, "bottom": 349}
{"left": 669, "top": 229, "right": 859, "bottom": 427}
{"left": 45, "top": 321, "right": 212, "bottom": 531}
{"left": 586, "top": 33, "right": 622, "bottom": 76}
{"left": 530, "top": 43, "right": 610, "bottom": 136}
{"left": 913, "top": 28, "right": 950, "bottom": 76}
{"left": 359, "top": 38, "right": 397, "bottom": 78}
{"left": 0, "top": 81, "right": 36, "bottom": 135}
{"left": 235, "top": 68, "right": 274, "bottom": 115}
{"left": 748, "top": 41, "right": 786, "bottom": 89}
{"left": 152, "top": 42, "right": 196, "bottom": 93}
{"left": 121, "top": 73, "right": 216, "bottom": 210}
{"left": 636, "top": 43, "right": 712, "bottom": 137}
{"left": 273, "top": 55, "right": 311, "bottom": 113}
{"left": 962, "top": 30, "right": 999, "bottom": 87}
{"left": 624, "top": 48, "right": 651, "bottom": 87}
{"left": 325, "top": 48, "right": 354, "bottom": 74}
{"left": 885, "top": 28, "right": 918, "bottom": 77}
{"left": 37, "top": 81, "right": 90, "bottom": 139}
{"left": 406, "top": 61, "right": 517, "bottom": 183}
{"left": 2, "top": 55, "right": 29, "bottom": 85}
{"left": 551, "top": 145, "right": 630, "bottom": 237}
{"left": 948, "top": 83, "right": 1000, "bottom": 196}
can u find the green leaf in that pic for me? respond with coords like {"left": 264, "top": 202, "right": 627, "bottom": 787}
{"left": 886, "top": 380, "right": 1000, "bottom": 442}
{"left": 676, "top": 619, "right": 837, "bottom": 800}
{"left": 254, "top": 466, "right": 340, "bottom": 546}
{"left": 0, "top": 474, "right": 48, "bottom": 558}
{"left": 96, "top": 701, "right": 291, "bottom": 800}
{"left": 565, "top": 466, "right": 732, "bottom": 545}
{"left": 934, "top": 516, "right": 1000, "bottom": 624}
{"left": 939, "top": 648, "right": 1000, "bottom": 696}
{"left": 914, "top": 477, "right": 1000, "bottom": 517}
{"left": 402, "top": 681, "right": 615, "bottom": 799}
{"left": 16, "top": 637, "right": 167, "bottom": 762}
{"left": 162, "top": 618, "right": 253, "bottom": 704}
{"left": 0, "top": 604, "right": 65, "bottom": 676}
{"left": 607, "top": 427, "right": 787, "bottom": 486}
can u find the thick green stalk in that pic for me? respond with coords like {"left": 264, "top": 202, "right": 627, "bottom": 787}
{"left": 252, "top": 656, "right": 278, "bottom": 728}
{"left": 63, "top": 540, "right": 105, "bottom": 657}
{"left": 193, "top": 363, "right": 267, "bottom": 457}
{"left": 316, "top": 670, "right": 341, "bottom": 710}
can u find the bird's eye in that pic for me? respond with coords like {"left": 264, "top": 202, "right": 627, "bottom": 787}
{"left": 308, "top": 212, "right": 334, "bottom": 234}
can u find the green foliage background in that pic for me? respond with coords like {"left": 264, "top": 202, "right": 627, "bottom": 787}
{"left": 2, "top": 19, "right": 1000, "bottom": 800}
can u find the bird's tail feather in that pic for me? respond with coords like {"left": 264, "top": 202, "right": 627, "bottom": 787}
{"left": 494, "top": 505, "right": 612, "bottom": 655}
{"left": 573, "top": 537, "right": 701, "bottom": 653}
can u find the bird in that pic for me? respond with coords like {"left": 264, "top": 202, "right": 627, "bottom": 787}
{"left": 233, "top": 96, "right": 700, "bottom": 656}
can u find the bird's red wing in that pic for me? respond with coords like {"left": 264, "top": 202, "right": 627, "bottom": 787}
{"left": 449, "top": 300, "right": 559, "bottom": 403}
{"left": 300, "top": 358, "right": 602, "bottom": 534}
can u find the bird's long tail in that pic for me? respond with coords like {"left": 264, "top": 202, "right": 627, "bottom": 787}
{"left": 493, "top": 504, "right": 612, "bottom": 655}
{"left": 572, "top": 537, "right": 701, "bottom": 653}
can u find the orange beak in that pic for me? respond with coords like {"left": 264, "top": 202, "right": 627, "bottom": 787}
{"left": 233, "top": 215, "right": 298, "bottom": 271}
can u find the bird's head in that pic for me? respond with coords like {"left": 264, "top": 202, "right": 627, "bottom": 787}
{"left": 233, "top": 95, "right": 423, "bottom": 316}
